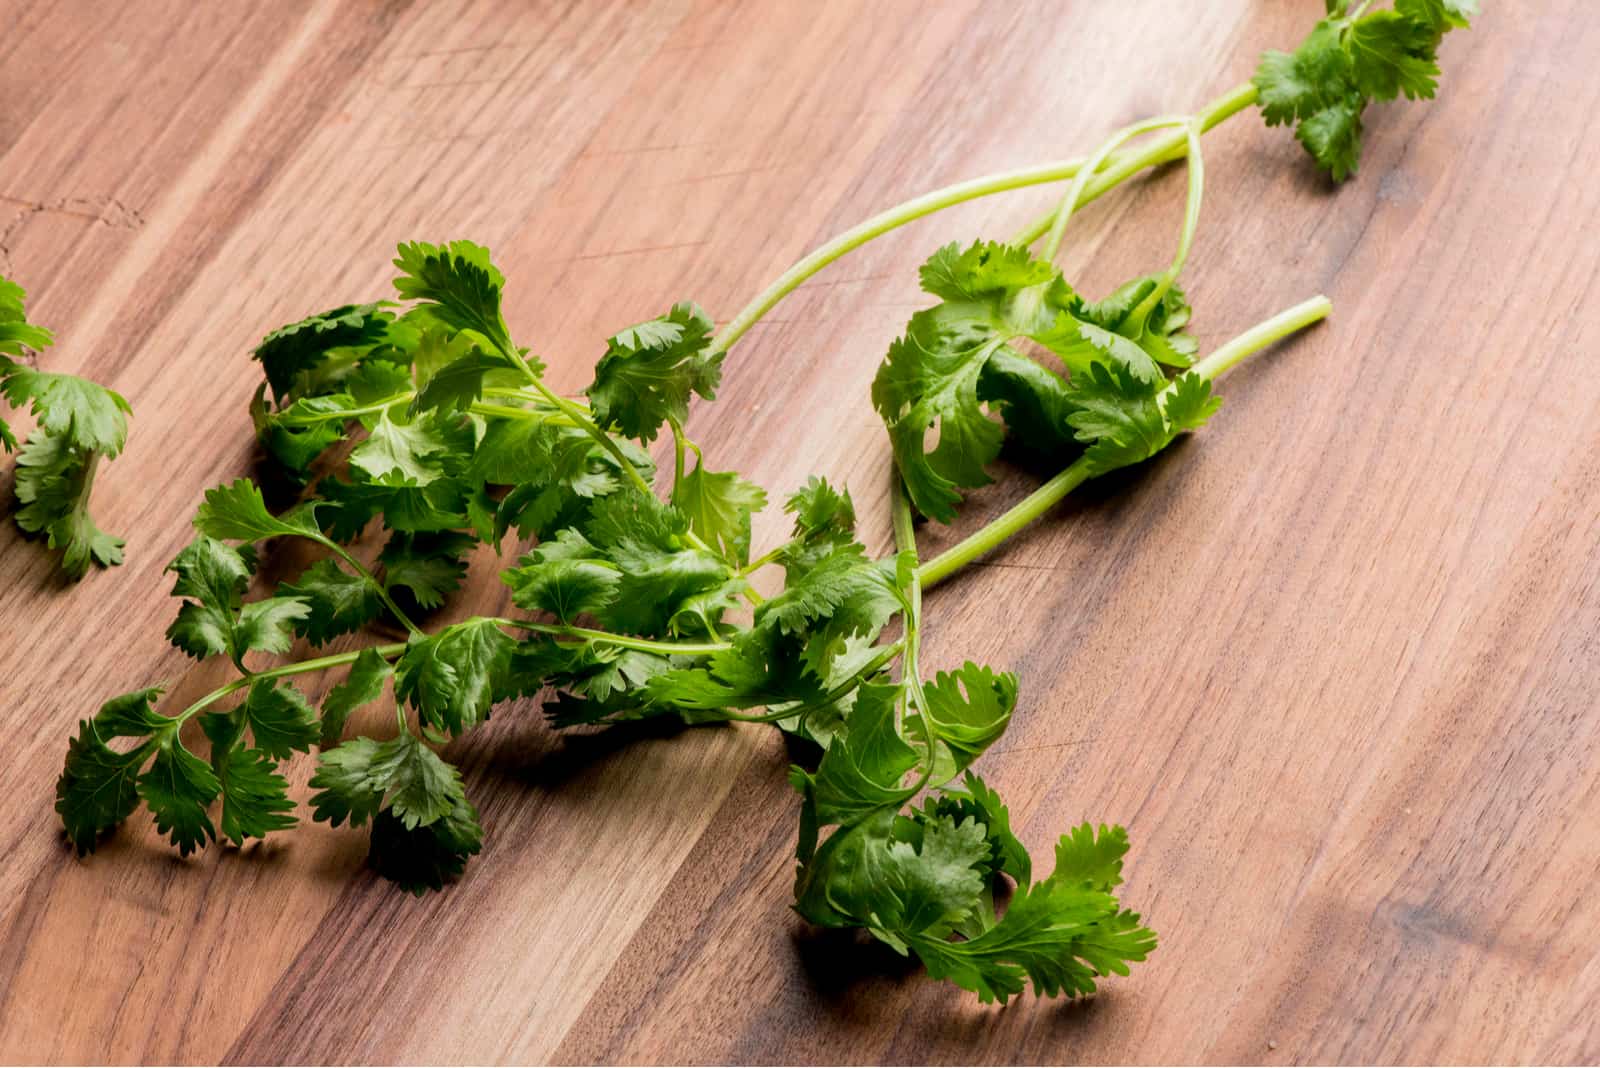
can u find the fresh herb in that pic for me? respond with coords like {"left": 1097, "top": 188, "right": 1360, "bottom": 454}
{"left": 53, "top": 7, "right": 1475, "bottom": 1003}
{"left": 1255, "top": 0, "right": 1478, "bottom": 179}
{"left": 1, "top": 274, "right": 130, "bottom": 577}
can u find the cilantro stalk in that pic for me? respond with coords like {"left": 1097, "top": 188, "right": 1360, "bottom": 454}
{"left": 917, "top": 294, "right": 1333, "bottom": 588}
{"left": 710, "top": 83, "right": 1260, "bottom": 357}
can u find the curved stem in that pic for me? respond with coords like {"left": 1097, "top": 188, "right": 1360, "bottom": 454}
{"left": 724, "top": 639, "right": 905, "bottom": 724}
{"left": 916, "top": 294, "right": 1332, "bottom": 589}
{"left": 317, "top": 538, "right": 425, "bottom": 638}
{"left": 1012, "top": 82, "right": 1258, "bottom": 248}
{"left": 1042, "top": 116, "right": 1189, "bottom": 262}
{"left": 1128, "top": 119, "right": 1206, "bottom": 324}
{"left": 711, "top": 82, "right": 1260, "bottom": 360}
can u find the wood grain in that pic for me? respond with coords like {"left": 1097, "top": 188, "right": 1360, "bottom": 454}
{"left": 1, "top": 1, "right": 1595, "bottom": 1063}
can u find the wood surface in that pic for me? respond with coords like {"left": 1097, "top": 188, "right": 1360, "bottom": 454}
{"left": 1, "top": 1, "right": 1595, "bottom": 1063}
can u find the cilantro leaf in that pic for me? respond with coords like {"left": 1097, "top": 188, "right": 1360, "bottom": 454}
{"left": 254, "top": 302, "right": 395, "bottom": 404}
{"left": 55, "top": 700, "right": 160, "bottom": 854}
{"left": 586, "top": 302, "right": 720, "bottom": 442}
{"left": 502, "top": 529, "right": 621, "bottom": 623}
{"left": 201, "top": 713, "right": 297, "bottom": 845}
{"left": 137, "top": 737, "right": 220, "bottom": 857}
{"left": 12, "top": 429, "right": 126, "bottom": 577}
{"left": 911, "top": 661, "right": 1017, "bottom": 773}
{"left": 1255, "top": 2, "right": 1474, "bottom": 179}
{"left": 793, "top": 680, "right": 918, "bottom": 827}
{"left": 164, "top": 535, "right": 310, "bottom": 665}
{"left": 280, "top": 559, "right": 382, "bottom": 645}
{"left": 393, "top": 240, "right": 512, "bottom": 353}
{"left": 0, "top": 274, "right": 54, "bottom": 356}
{"left": 1, "top": 367, "right": 130, "bottom": 455}
{"left": 193, "top": 478, "right": 321, "bottom": 543}
{"left": 320, "top": 648, "right": 393, "bottom": 747}
{"left": 394, "top": 618, "right": 515, "bottom": 734}
{"left": 671, "top": 461, "right": 767, "bottom": 566}
{"left": 241, "top": 679, "right": 321, "bottom": 759}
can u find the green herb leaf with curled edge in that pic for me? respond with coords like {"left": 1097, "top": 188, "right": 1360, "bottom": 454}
{"left": 1255, "top": 0, "right": 1476, "bottom": 179}
{"left": 2, "top": 273, "right": 131, "bottom": 576}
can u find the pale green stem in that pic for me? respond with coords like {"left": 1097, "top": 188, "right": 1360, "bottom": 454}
{"left": 1042, "top": 116, "right": 1189, "bottom": 262}
{"left": 915, "top": 294, "right": 1332, "bottom": 588}
{"left": 1128, "top": 119, "right": 1206, "bottom": 324}
{"left": 495, "top": 618, "right": 731, "bottom": 656}
{"left": 711, "top": 81, "right": 1261, "bottom": 359}
{"left": 175, "top": 642, "right": 410, "bottom": 723}
{"left": 1012, "top": 82, "right": 1259, "bottom": 248}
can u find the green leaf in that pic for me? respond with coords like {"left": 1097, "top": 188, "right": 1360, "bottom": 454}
{"left": 137, "top": 738, "right": 220, "bottom": 857}
{"left": 280, "top": 559, "right": 382, "bottom": 645}
{"left": 410, "top": 346, "right": 516, "bottom": 415}
{"left": 365, "top": 732, "right": 466, "bottom": 830}
{"left": 1396, "top": 0, "right": 1477, "bottom": 32}
{"left": 671, "top": 461, "right": 767, "bottom": 566}
{"left": 55, "top": 716, "right": 154, "bottom": 854}
{"left": 394, "top": 618, "right": 515, "bottom": 734}
{"left": 380, "top": 530, "right": 473, "bottom": 610}
{"left": 1253, "top": 20, "right": 1354, "bottom": 127}
{"left": 1297, "top": 97, "right": 1366, "bottom": 182}
{"left": 193, "top": 477, "right": 321, "bottom": 543}
{"left": 350, "top": 409, "right": 461, "bottom": 486}
{"left": 798, "top": 681, "right": 918, "bottom": 827}
{"left": 502, "top": 529, "right": 620, "bottom": 623}
{"left": 320, "top": 648, "right": 393, "bottom": 747}
{"left": 872, "top": 241, "right": 1106, "bottom": 521}
{"left": 241, "top": 679, "right": 321, "bottom": 759}
{"left": 233, "top": 597, "right": 313, "bottom": 658}
{"left": 1, "top": 368, "right": 130, "bottom": 456}
{"left": 393, "top": 240, "right": 512, "bottom": 352}
{"left": 911, "top": 876, "right": 1155, "bottom": 1004}
{"left": 914, "top": 661, "right": 1017, "bottom": 773}
{"left": 12, "top": 429, "right": 125, "bottom": 577}
{"left": 0, "top": 274, "right": 54, "bottom": 355}
{"left": 367, "top": 794, "right": 482, "bottom": 895}
{"left": 586, "top": 302, "right": 720, "bottom": 442}
{"left": 1348, "top": 11, "right": 1442, "bottom": 101}
{"left": 253, "top": 302, "right": 395, "bottom": 403}
{"left": 308, "top": 737, "right": 387, "bottom": 828}
{"left": 202, "top": 714, "right": 297, "bottom": 845}
{"left": 1052, "top": 823, "right": 1130, "bottom": 893}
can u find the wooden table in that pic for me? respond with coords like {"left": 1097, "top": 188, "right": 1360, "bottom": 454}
{"left": 2, "top": 1, "right": 1594, "bottom": 1063}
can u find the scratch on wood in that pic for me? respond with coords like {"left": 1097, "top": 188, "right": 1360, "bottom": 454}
{"left": 0, "top": 194, "right": 146, "bottom": 271}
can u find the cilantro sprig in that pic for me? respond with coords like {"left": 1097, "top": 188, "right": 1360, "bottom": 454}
{"left": 52, "top": 5, "right": 1477, "bottom": 1002}
{"left": 1, "top": 273, "right": 132, "bottom": 577}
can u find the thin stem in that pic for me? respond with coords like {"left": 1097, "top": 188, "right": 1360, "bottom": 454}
{"left": 1042, "top": 116, "right": 1188, "bottom": 262}
{"left": 916, "top": 294, "right": 1332, "bottom": 589}
{"left": 1188, "top": 295, "right": 1332, "bottom": 381}
{"left": 318, "top": 538, "right": 425, "bottom": 638}
{"left": 670, "top": 418, "right": 687, "bottom": 490}
{"left": 1012, "top": 82, "right": 1259, "bottom": 248}
{"left": 175, "top": 642, "right": 410, "bottom": 723}
{"left": 481, "top": 328, "right": 658, "bottom": 500}
{"left": 1128, "top": 120, "right": 1206, "bottom": 324}
{"left": 724, "top": 639, "right": 905, "bottom": 724}
{"left": 739, "top": 543, "right": 790, "bottom": 577}
{"left": 711, "top": 81, "right": 1260, "bottom": 360}
{"left": 494, "top": 618, "right": 731, "bottom": 656}
{"left": 891, "top": 477, "right": 937, "bottom": 791}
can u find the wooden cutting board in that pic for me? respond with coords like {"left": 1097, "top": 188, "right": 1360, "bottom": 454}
{"left": 2, "top": 1, "right": 1595, "bottom": 1062}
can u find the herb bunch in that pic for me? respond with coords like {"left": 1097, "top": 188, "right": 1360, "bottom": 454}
{"left": 1, "top": 274, "right": 131, "bottom": 578}
{"left": 53, "top": 5, "right": 1475, "bottom": 1004}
